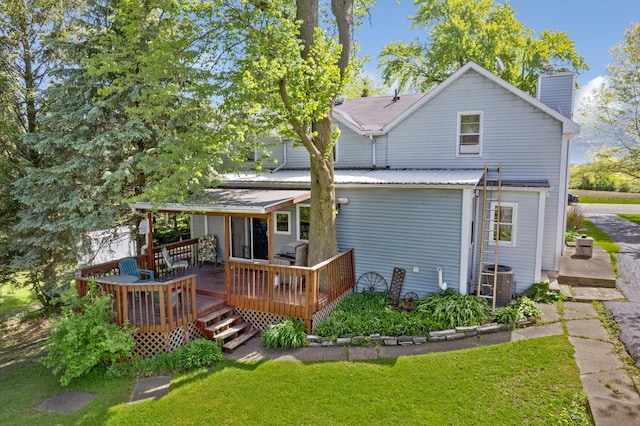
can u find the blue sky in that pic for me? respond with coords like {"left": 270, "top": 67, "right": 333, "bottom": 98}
{"left": 354, "top": 0, "right": 640, "bottom": 162}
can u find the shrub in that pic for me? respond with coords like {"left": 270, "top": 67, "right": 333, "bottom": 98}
{"left": 172, "top": 339, "right": 222, "bottom": 369}
{"left": 263, "top": 318, "right": 308, "bottom": 348}
{"left": 523, "top": 282, "right": 564, "bottom": 304}
{"left": 494, "top": 297, "right": 542, "bottom": 324}
{"left": 566, "top": 205, "right": 585, "bottom": 230}
{"left": 314, "top": 292, "right": 442, "bottom": 338}
{"left": 40, "top": 282, "right": 136, "bottom": 386}
{"left": 106, "top": 339, "right": 223, "bottom": 378}
{"left": 415, "top": 289, "right": 490, "bottom": 329}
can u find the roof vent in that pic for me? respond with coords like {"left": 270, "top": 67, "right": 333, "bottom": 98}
{"left": 392, "top": 89, "right": 400, "bottom": 102}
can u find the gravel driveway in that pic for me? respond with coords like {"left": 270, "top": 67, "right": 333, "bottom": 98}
{"left": 584, "top": 209, "right": 640, "bottom": 367}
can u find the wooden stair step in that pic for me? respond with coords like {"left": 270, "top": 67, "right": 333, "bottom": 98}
{"left": 205, "top": 314, "right": 242, "bottom": 334}
{"left": 197, "top": 306, "right": 234, "bottom": 325}
{"left": 214, "top": 321, "right": 251, "bottom": 342}
{"left": 222, "top": 328, "right": 259, "bottom": 353}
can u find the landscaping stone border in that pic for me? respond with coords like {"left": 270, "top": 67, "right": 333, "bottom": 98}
{"left": 306, "top": 320, "right": 535, "bottom": 347}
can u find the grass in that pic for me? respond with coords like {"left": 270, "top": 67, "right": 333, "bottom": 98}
{"left": 0, "top": 310, "right": 591, "bottom": 425}
{"left": 0, "top": 280, "right": 39, "bottom": 318}
{"left": 104, "top": 336, "right": 586, "bottom": 425}
{"left": 618, "top": 214, "right": 640, "bottom": 226}
{"left": 569, "top": 189, "right": 640, "bottom": 204}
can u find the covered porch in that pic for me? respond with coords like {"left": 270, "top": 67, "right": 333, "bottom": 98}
{"left": 75, "top": 197, "right": 355, "bottom": 354}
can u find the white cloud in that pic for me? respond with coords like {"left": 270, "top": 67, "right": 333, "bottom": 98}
{"left": 574, "top": 76, "right": 606, "bottom": 122}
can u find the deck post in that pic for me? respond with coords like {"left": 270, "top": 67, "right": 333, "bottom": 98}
{"left": 146, "top": 211, "right": 154, "bottom": 271}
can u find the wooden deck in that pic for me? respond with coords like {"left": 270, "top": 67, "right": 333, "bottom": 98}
{"left": 76, "top": 244, "right": 355, "bottom": 333}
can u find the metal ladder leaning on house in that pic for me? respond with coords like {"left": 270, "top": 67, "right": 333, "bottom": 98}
{"left": 476, "top": 164, "right": 503, "bottom": 310}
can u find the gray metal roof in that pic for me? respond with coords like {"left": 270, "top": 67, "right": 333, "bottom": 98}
{"left": 131, "top": 188, "right": 310, "bottom": 214}
{"left": 223, "top": 169, "right": 485, "bottom": 188}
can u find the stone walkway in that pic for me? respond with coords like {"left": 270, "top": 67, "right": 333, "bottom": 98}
{"left": 586, "top": 214, "right": 640, "bottom": 368}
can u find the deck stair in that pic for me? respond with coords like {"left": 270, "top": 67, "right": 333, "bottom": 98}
{"left": 196, "top": 305, "right": 259, "bottom": 352}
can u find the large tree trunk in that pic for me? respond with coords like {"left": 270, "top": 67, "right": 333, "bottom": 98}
{"left": 294, "top": 0, "right": 352, "bottom": 266}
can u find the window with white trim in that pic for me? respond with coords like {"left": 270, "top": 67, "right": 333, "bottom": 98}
{"left": 274, "top": 211, "right": 291, "bottom": 235}
{"left": 457, "top": 112, "right": 483, "bottom": 156}
{"left": 296, "top": 204, "right": 310, "bottom": 241}
{"left": 490, "top": 202, "right": 516, "bottom": 246}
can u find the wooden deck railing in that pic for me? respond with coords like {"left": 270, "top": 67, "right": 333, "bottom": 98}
{"left": 226, "top": 249, "right": 355, "bottom": 329}
{"left": 75, "top": 240, "right": 199, "bottom": 333}
{"left": 75, "top": 274, "right": 198, "bottom": 332}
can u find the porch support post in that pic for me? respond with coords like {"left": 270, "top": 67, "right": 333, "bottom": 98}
{"left": 146, "top": 211, "right": 154, "bottom": 272}
{"left": 224, "top": 214, "right": 231, "bottom": 296}
{"left": 267, "top": 213, "right": 274, "bottom": 263}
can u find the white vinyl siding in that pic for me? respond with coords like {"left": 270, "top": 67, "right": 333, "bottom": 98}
{"left": 457, "top": 112, "right": 483, "bottom": 156}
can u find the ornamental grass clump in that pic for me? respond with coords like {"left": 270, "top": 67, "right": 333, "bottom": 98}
{"left": 262, "top": 317, "right": 308, "bottom": 348}
{"left": 40, "top": 282, "right": 136, "bottom": 386}
{"left": 415, "top": 289, "right": 490, "bottom": 329}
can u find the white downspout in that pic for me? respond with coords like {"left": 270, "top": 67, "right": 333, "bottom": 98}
{"left": 437, "top": 266, "right": 448, "bottom": 291}
{"left": 272, "top": 137, "right": 288, "bottom": 172}
{"left": 369, "top": 134, "right": 376, "bottom": 168}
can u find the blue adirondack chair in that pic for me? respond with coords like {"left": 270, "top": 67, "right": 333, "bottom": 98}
{"left": 118, "top": 257, "right": 154, "bottom": 282}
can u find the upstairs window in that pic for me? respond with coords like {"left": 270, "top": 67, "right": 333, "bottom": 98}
{"left": 457, "top": 112, "right": 483, "bottom": 156}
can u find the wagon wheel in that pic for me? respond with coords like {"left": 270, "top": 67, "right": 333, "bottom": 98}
{"left": 356, "top": 272, "right": 388, "bottom": 293}
{"left": 401, "top": 291, "right": 419, "bottom": 311}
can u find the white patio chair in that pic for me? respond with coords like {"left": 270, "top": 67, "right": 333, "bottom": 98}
{"left": 161, "top": 246, "right": 189, "bottom": 273}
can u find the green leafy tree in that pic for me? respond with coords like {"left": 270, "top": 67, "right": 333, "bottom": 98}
{"left": 583, "top": 23, "right": 640, "bottom": 180}
{"left": 200, "top": 0, "right": 372, "bottom": 266}
{"left": 379, "top": 0, "right": 588, "bottom": 95}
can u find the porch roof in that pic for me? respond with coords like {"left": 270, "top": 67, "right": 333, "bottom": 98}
{"left": 131, "top": 188, "right": 310, "bottom": 215}
{"left": 222, "top": 168, "right": 485, "bottom": 188}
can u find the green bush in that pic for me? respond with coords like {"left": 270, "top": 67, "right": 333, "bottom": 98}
{"left": 263, "top": 318, "right": 308, "bottom": 348}
{"left": 523, "top": 282, "right": 564, "bottom": 303}
{"left": 415, "top": 289, "right": 490, "bottom": 329}
{"left": 314, "top": 292, "right": 443, "bottom": 338}
{"left": 40, "top": 282, "right": 136, "bottom": 386}
{"left": 107, "top": 339, "right": 222, "bottom": 378}
{"left": 494, "top": 297, "right": 542, "bottom": 324}
{"left": 172, "top": 339, "right": 222, "bottom": 369}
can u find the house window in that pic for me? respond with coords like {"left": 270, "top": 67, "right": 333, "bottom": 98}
{"left": 297, "top": 204, "right": 310, "bottom": 241}
{"left": 457, "top": 112, "right": 482, "bottom": 155}
{"left": 490, "top": 202, "right": 516, "bottom": 246}
{"left": 274, "top": 211, "right": 291, "bottom": 235}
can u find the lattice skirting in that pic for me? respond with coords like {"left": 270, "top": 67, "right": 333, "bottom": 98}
{"left": 311, "top": 289, "right": 353, "bottom": 332}
{"left": 234, "top": 308, "right": 284, "bottom": 331}
{"left": 132, "top": 321, "right": 205, "bottom": 358}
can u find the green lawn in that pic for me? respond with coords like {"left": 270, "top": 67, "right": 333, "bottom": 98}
{"left": 619, "top": 214, "right": 640, "bottom": 226}
{"left": 569, "top": 189, "right": 640, "bottom": 204}
{"left": 0, "top": 330, "right": 589, "bottom": 425}
{"left": 0, "top": 281, "right": 38, "bottom": 317}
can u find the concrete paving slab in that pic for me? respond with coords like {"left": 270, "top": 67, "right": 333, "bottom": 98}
{"left": 130, "top": 376, "right": 171, "bottom": 404}
{"left": 570, "top": 287, "right": 625, "bottom": 302}
{"left": 537, "top": 303, "right": 561, "bottom": 323}
{"left": 35, "top": 391, "right": 97, "bottom": 413}
{"left": 559, "top": 246, "right": 616, "bottom": 288}
{"left": 563, "top": 302, "right": 598, "bottom": 320}
{"left": 346, "top": 346, "right": 379, "bottom": 361}
{"left": 569, "top": 337, "right": 624, "bottom": 374}
{"left": 514, "top": 322, "right": 564, "bottom": 340}
{"left": 581, "top": 369, "right": 640, "bottom": 426}
{"left": 566, "top": 319, "right": 612, "bottom": 341}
